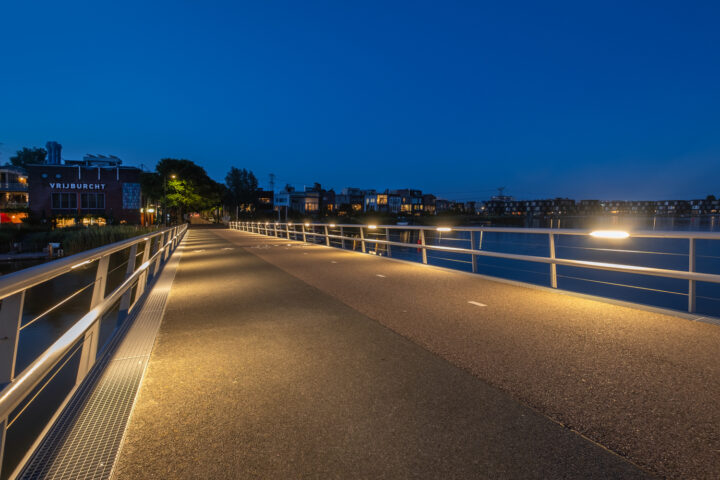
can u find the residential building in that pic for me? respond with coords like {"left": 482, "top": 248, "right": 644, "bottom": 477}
{"left": 0, "top": 167, "right": 29, "bottom": 223}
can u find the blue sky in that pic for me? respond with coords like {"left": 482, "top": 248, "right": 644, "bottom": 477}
{"left": 1, "top": 0, "right": 718, "bottom": 200}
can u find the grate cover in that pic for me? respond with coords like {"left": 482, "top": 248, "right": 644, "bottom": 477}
{"left": 18, "top": 242, "right": 184, "bottom": 480}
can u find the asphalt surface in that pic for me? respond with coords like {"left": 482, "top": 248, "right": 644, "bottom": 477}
{"left": 113, "top": 228, "right": 651, "bottom": 479}
{"left": 215, "top": 229, "right": 720, "bottom": 480}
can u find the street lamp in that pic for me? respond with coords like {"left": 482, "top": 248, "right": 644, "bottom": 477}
{"left": 163, "top": 174, "right": 177, "bottom": 226}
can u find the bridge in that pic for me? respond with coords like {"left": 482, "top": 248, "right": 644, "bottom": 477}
{"left": 1, "top": 222, "right": 719, "bottom": 479}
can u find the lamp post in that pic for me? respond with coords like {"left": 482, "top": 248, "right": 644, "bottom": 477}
{"left": 163, "top": 174, "right": 176, "bottom": 226}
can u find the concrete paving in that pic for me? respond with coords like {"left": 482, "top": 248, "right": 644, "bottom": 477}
{"left": 113, "top": 228, "right": 652, "bottom": 479}
{"left": 212, "top": 229, "right": 720, "bottom": 480}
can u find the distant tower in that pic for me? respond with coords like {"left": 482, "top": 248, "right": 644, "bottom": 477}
{"left": 46, "top": 141, "right": 62, "bottom": 164}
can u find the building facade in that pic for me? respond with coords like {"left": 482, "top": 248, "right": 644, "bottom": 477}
{"left": 0, "top": 167, "right": 29, "bottom": 223}
{"left": 26, "top": 160, "right": 142, "bottom": 226}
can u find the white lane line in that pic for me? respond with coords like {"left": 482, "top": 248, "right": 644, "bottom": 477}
{"left": 331, "top": 261, "right": 338, "bottom": 264}
{"left": 468, "top": 301, "right": 487, "bottom": 307}
{"left": 376, "top": 274, "right": 386, "bottom": 278}
{"left": 222, "top": 247, "right": 234, "bottom": 250}
{"left": 193, "top": 249, "right": 206, "bottom": 253}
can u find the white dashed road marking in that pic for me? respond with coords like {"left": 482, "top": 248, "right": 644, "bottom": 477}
{"left": 468, "top": 301, "right": 487, "bottom": 307}
{"left": 331, "top": 261, "right": 338, "bottom": 264}
{"left": 376, "top": 274, "right": 386, "bottom": 278}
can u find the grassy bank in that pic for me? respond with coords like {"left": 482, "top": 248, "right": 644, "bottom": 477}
{"left": 0, "top": 225, "right": 160, "bottom": 255}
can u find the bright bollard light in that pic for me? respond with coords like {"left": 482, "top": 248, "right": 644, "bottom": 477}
{"left": 590, "top": 230, "right": 630, "bottom": 239}
{"left": 437, "top": 227, "right": 452, "bottom": 232}
{"left": 368, "top": 225, "right": 378, "bottom": 229}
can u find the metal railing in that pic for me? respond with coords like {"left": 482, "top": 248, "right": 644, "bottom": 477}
{"left": 0, "top": 183, "right": 28, "bottom": 192}
{"left": 0, "top": 224, "right": 186, "bottom": 478}
{"left": 230, "top": 221, "right": 720, "bottom": 316}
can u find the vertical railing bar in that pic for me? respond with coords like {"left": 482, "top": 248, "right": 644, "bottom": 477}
{"left": 76, "top": 253, "right": 110, "bottom": 384}
{"left": 0, "top": 291, "right": 25, "bottom": 384}
{"left": 360, "top": 227, "right": 366, "bottom": 253}
{"left": 385, "top": 228, "right": 392, "bottom": 257}
{"left": 118, "top": 243, "right": 138, "bottom": 320}
{"left": 340, "top": 227, "right": 345, "bottom": 249}
{"left": 549, "top": 233, "right": 558, "bottom": 288}
{"left": 0, "top": 417, "right": 7, "bottom": 479}
{"left": 470, "top": 231, "right": 478, "bottom": 273}
{"left": 136, "top": 238, "right": 153, "bottom": 300}
{"left": 689, "top": 238, "right": 696, "bottom": 313}
{"left": 419, "top": 229, "right": 428, "bottom": 264}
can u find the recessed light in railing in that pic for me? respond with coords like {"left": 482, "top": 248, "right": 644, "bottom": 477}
{"left": 329, "top": 223, "right": 336, "bottom": 227}
{"left": 368, "top": 225, "right": 378, "bottom": 229}
{"left": 589, "top": 230, "right": 630, "bottom": 239}
{"left": 305, "top": 223, "right": 310, "bottom": 227}
{"left": 287, "top": 222, "right": 293, "bottom": 225}
{"left": 436, "top": 227, "right": 452, "bottom": 232}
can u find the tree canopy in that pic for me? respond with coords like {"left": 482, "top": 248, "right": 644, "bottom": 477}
{"left": 225, "top": 167, "right": 259, "bottom": 214}
{"left": 9, "top": 147, "right": 46, "bottom": 167}
{"left": 141, "top": 158, "right": 224, "bottom": 222}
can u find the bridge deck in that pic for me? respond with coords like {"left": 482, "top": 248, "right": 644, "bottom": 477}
{"left": 113, "top": 228, "right": 720, "bottom": 479}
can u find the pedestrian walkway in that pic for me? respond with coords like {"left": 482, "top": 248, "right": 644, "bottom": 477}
{"left": 112, "top": 229, "right": 648, "bottom": 479}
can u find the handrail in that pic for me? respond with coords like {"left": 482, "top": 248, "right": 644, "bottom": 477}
{"left": 0, "top": 228, "right": 167, "bottom": 300}
{"left": 229, "top": 221, "right": 720, "bottom": 314}
{"left": 238, "top": 221, "right": 720, "bottom": 239}
{"left": 0, "top": 224, "right": 187, "bottom": 478}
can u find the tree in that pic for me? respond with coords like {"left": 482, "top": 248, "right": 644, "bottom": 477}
{"left": 141, "top": 158, "right": 224, "bottom": 223}
{"left": 707, "top": 195, "right": 717, "bottom": 201}
{"left": 9, "top": 147, "right": 46, "bottom": 167}
{"left": 225, "top": 167, "right": 259, "bottom": 216}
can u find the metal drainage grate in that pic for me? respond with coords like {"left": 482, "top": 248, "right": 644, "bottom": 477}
{"left": 18, "top": 243, "right": 184, "bottom": 480}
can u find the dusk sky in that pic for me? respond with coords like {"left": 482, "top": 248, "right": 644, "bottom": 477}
{"left": 1, "top": 0, "right": 718, "bottom": 201}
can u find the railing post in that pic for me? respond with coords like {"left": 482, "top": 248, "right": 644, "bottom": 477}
{"left": 324, "top": 225, "right": 330, "bottom": 246}
{"left": 302, "top": 224, "right": 307, "bottom": 242}
{"left": 118, "top": 243, "right": 138, "bottom": 320}
{"left": 360, "top": 227, "right": 366, "bottom": 253}
{"left": 136, "top": 238, "right": 153, "bottom": 298}
{"left": 470, "top": 231, "right": 478, "bottom": 273}
{"left": 76, "top": 254, "right": 110, "bottom": 384}
{"left": 689, "top": 238, "right": 696, "bottom": 313}
{"left": 419, "top": 229, "right": 428, "bottom": 264}
{"left": 0, "top": 417, "right": 7, "bottom": 479}
{"left": 549, "top": 233, "right": 557, "bottom": 288}
{"left": 385, "top": 228, "right": 392, "bottom": 257}
{"left": 152, "top": 236, "right": 163, "bottom": 277}
{"left": 287, "top": 224, "right": 291, "bottom": 240}
{"left": 163, "top": 232, "right": 171, "bottom": 261}
{"left": 340, "top": 227, "right": 345, "bottom": 249}
{"left": 0, "top": 291, "right": 25, "bottom": 384}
